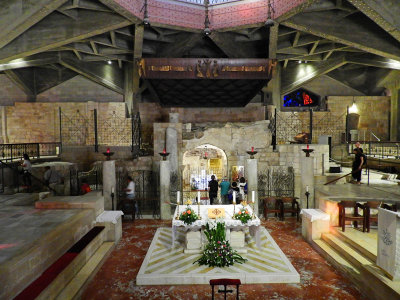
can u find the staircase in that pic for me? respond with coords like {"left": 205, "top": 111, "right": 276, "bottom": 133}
{"left": 313, "top": 228, "right": 400, "bottom": 300}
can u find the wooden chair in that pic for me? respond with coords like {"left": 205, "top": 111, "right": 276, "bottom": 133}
{"left": 365, "top": 202, "right": 397, "bottom": 232}
{"left": 338, "top": 201, "right": 366, "bottom": 232}
{"left": 280, "top": 197, "right": 300, "bottom": 221}
{"left": 263, "top": 197, "right": 282, "bottom": 220}
{"left": 210, "top": 278, "right": 241, "bottom": 300}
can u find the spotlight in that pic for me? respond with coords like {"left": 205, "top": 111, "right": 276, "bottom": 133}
{"left": 298, "top": 60, "right": 302, "bottom": 64}
{"left": 204, "top": 27, "right": 211, "bottom": 35}
{"left": 107, "top": 60, "right": 112, "bottom": 65}
{"left": 265, "top": 18, "right": 275, "bottom": 27}
{"left": 143, "top": 17, "right": 150, "bottom": 26}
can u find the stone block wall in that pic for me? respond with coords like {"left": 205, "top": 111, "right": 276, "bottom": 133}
{"left": 277, "top": 144, "right": 329, "bottom": 176}
{"left": 327, "top": 96, "right": 390, "bottom": 141}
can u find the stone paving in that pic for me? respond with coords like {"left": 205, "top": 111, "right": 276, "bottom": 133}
{"left": 0, "top": 194, "right": 80, "bottom": 265}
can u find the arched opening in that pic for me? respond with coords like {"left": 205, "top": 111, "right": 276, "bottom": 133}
{"left": 182, "top": 144, "right": 227, "bottom": 193}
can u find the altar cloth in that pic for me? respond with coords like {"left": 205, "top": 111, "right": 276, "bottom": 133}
{"left": 172, "top": 205, "right": 261, "bottom": 248}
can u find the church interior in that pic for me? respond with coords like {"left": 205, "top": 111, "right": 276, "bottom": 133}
{"left": 1, "top": 0, "right": 400, "bottom": 299}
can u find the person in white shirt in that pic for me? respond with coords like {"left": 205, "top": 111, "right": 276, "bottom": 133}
{"left": 21, "top": 153, "right": 32, "bottom": 187}
{"left": 125, "top": 176, "right": 135, "bottom": 200}
{"left": 123, "top": 176, "right": 137, "bottom": 220}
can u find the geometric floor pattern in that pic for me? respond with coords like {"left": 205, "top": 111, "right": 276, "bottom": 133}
{"left": 137, "top": 227, "right": 300, "bottom": 285}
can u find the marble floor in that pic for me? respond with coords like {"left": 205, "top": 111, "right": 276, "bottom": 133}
{"left": 136, "top": 227, "right": 299, "bottom": 285}
{"left": 0, "top": 194, "right": 79, "bottom": 265}
{"left": 82, "top": 219, "right": 366, "bottom": 300}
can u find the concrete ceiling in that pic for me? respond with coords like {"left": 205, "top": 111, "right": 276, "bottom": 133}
{"left": 0, "top": 0, "right": 399, "bottom": 104}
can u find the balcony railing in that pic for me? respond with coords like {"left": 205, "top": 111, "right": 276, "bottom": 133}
{"left": 0, "top": 142, "right": 61, "bottom": 162}
{"left": 169, "top": 0, "right": 243, "bottom": 6}
{"left": 348, "top": 141, "right": 400, "bottom": 159}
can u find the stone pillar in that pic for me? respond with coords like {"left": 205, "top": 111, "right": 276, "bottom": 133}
{"left": 1, "top": 106, "right": 8, "bottom": 143}
{"left": 246, "top": 159, "right": 258, "bottom": 216}
{"left": 103, "top": 160, "right": 116, "bottom": 210}
{"left": 160, "top": 160, "right": 171, "bottom": 220}
{"left": 166, "top": 127, "right": 178, "bottom": 189}
{"left": 300, "top": 156, "right": 314, "bottom": 209}
{"left": 169, "top": 113, "right": 179, "bottom": 123}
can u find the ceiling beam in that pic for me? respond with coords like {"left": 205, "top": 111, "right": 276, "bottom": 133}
{"left": 347, "top": 0, "right": 400, "bottom": 43}
{"left": 282, "top": 11, "right": 400, "bottom": 61}
{"left": 4, "top": 69, "right": 36, "bottom": 98}
{"left": 209, "top": 32, "right": 254, "bottom": 58}
{"left": 275, "top": 0, "right": 319, "bottom": 22}
{"left": 281, "top": 54, "right": 347, "bottom": 95}
{"left": 0, "top": 0, "right": 68, "bottom": 49}
{"left": 0, "top": 55, "right": 59, "bottom": 71}
{"left": 346, "top": 54, "right": 400, "bottom": 70}
{"left": 158, "top": 33, "right": 202, "bottom": 58}
{"left": 0, "top": 10, "right": 131, "bottom": 63}
{"left": 60, "top": 54, "right": 124, "bottom": 94}
{"left": 98, "top": 0, "right": 141, "bottom": 23}
{"left": 134, "top": 25, "right": 144, "bottom": 59}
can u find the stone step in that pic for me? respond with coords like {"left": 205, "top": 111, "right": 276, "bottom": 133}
{"left": 36, "top": 227, "right": 106, "bottom": 300}
{"left": 35, "top": 191, "right": 104, "bottom": 217}
{"left": 55, "top": 242, "right": 115, "bottom": 300}
{"left": 331, "top": 228, "right": 377, "bottom": 262}
{"left": 314, "top": 236, "right": 400, "bottom": 300}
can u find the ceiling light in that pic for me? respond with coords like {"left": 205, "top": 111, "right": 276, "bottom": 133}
{"left": 141, "top": 0, "right": 150, "bottom": 26}
{"left": 204, "top": 27, "right": 211, "bottom": 35}
{"left": 204, "top": 0, "right": 211, "bottom": 36}
{"left": 298, "top": 60, "right": 302, "bottom": 64}
{"left": 265, "top": 0, "right": 275, "bottom": 27}
{"left": 107, "top": 60, "right": 112, "bottom": 65}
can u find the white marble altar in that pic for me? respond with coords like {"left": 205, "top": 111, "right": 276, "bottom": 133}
{"left": 172, "top": 204, "right": 261, "bottom": 252}
{"left": 300, "top": 209, "right": 330, "bottom": 242}
{"left": 377, "top": 208, "right": 400, "bottom": 280}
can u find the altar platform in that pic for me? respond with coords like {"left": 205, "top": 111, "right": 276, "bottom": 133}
{"left": 313, "top": 227, "right": 400, "bottom": 300}
{"left": 136, "top": 226, "right": 300, "bottom": 285}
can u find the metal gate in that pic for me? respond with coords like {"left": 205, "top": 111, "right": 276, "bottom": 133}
{"left": 117, "top": 169, "right": 159, "bottom": 218}
{"left": 59, "top": 107, "right": 141, "bottom": 157}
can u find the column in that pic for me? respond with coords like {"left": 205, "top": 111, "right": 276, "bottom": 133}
{"left": 300, "top": 156, "right": 314, "bottom": 209}
{"left": 246, "top": 159, "right": 258, "bottom": 216}
{"left": 103, "top": 160, "right": 116, "bottom": 210}
{"left": 160, "top": 160, "right": 171, "bottom": 220}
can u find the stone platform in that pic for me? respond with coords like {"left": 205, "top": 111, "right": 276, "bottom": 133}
{"left": 0, "top": 204, "right": 95, "bottom": 300}
{"left": 136, "top": 227, "right": 299, "bottom": 285}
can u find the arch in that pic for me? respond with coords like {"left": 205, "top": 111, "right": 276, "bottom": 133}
{"left": 182, "top": 144, "right": 227, "bottom": 192}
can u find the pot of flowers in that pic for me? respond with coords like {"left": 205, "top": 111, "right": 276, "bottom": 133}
{"left": 233, "top": 207, "right": 252, "bottom": 224}
{"left": 179, "top": 205, "right": 199, "bottom": 225}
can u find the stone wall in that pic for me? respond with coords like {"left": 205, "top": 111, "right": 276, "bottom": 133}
{"left": 327, "top": 96, "right": 390, "bottom": 141}
{"left": 277, "top": 144, "right": 329, "bottom": 176}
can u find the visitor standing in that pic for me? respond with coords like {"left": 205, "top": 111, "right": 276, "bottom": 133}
{"left": 21, "top": 153, "right": 32, "bottom": 188}
{"left": 123, "top": 176, "right": 136, "bottom": 220}
{"left": 219, "top": 177, "right": 230, "bottom": 204}
{"left": 44, "top": 166, "right": 62, "bottom": 193}
{"left": 238, "top": 177, "right": 247, "bottom": 200}
{"left": 355, "top": 141, "right": 364, "bottom": 153}
{"left": 208, "top": 175, "right": 219, "bottom": 205}
{"left": 228, "top": 182, "right": 240, "bottom": 203}
{"left": 352, "top": 148, "right": 364, "bottom": 184}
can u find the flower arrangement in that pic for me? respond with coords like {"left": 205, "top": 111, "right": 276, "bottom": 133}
{"left": 179, "top": 206, "right": 199, "bottom": 225}
{"left": 233, "top": 207, "right": 252, "bottom": 224}
{"left": 194, "top": 220, "right": 246, "bottom": 267}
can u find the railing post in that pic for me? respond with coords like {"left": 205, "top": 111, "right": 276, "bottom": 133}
{"left": 37, "top": 143, "right": 40, "bottom": 158}
{"left": 309, "top": 108, "right": 313, "bottom": 143}
{"left": 10, "top": 144, "right": 12, "bottom": 162}
{"left": 59, "top": 107, "right": 63, "bottom": 153}
{"left": 94, "top": 109, "right": 98, "bottom": 153}
{"left": 272, "top": 109, "right": 277, "bottom": 150}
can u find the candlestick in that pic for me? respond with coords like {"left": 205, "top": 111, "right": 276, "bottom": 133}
{"left": 306, "top": 185, "right": 309, "bottom": 192}
{"left": 176, "top": 203, "right": 180, "bottom": 220}
{"left": 198, "top": 201, "right": 201, "bottom": 220}
{"left": 233, "top": 192, "right": 236, "bottom": 204}
{"left": 251, "top": 201, "right": 256, "bottom": 219}
{"left": 252, "top": 191, "right": 255, "bottom": 203}
{"left": 111, "top": 187, "right": 114, "bottom": 194}
{"left": 177, "top": 191, "right": 180, "bottom": 204}
{"left": 197, "top": 191, "right": 201, "bottom": 204}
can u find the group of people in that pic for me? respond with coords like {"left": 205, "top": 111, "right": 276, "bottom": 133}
{"left": 208, "top": 175, "right": 247, "bottom": 205}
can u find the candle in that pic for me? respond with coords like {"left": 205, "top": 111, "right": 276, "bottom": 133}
{"left": 306, "top": 185, "right": 309, "bottom": 192}
{"left": 233, "top": 192, "right": 236, "bottom": 204}
{"left": 251, "top": 146, "right": 254, "bottom": 152}
{"left": 197, "top": 191, "right": 201, "bottom": 204}
{"left": 252, "top": 191, "right": 255, "bottom": 203}
{"left": 307, "top": 144, "right": 309, "bottom": 150}
{"left": 106, "top": 148, "right": 110, "bottom": 153}
{"left": 177, "top": 191, "right": 180, "bottom": 204}
{"left": 163, "top": 148, "right": 166, "bottom": 154}
{"left": 111, "top": 187, "right": 114, "bottom": 194}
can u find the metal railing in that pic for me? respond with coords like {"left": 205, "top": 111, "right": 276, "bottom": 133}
{"left": 348, "top": 141, "right": 400, "bottom": 159}
{"left": 0, "top": 142, "right": 61, "bottom": 162}
{"left": 170, "top": 0, "right": 243, "bottom": 6}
